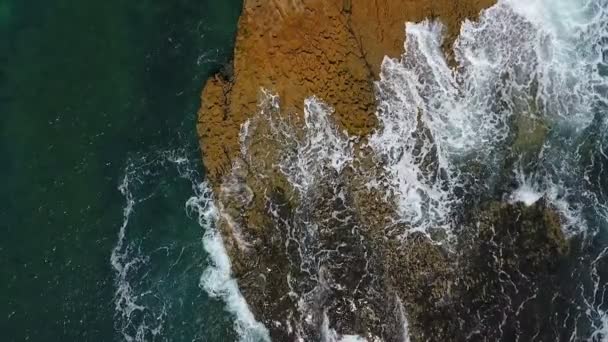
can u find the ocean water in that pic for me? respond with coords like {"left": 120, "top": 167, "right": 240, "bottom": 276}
{"left": 2, "top": 0, "right": 608, "bottom": 341}
{"left": 0, "top": 1, "right": 246, "bottom": 341}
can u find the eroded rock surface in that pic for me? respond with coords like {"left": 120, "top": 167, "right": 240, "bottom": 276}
{"left": 197, "top": 0, "right": 495, "bottom": 186}
{"left": 192, "top": 0, "right": 575, "bottom": 340}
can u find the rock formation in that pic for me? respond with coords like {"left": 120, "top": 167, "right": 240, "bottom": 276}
{"left": 197, "top": 0, "right": 495, "bottom": 186}
{"left": 195, "top": 0, "right": 573, "bottom": 340}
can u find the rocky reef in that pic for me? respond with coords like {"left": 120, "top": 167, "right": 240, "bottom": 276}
{"left": 195, "top": 0, "right": 577, "bottom": 340}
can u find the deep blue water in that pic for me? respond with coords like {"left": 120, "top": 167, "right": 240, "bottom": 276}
{"left": 0, "top": 1, "right": 242, "bottom": 340}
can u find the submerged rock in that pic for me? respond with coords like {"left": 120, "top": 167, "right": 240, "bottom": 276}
{"left": 452, "top": 200, "right": 569, "bottom": 341}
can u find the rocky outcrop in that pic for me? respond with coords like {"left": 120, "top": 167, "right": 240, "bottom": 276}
{"left": 192, "top": 0, "right": 575, "bottom": 340}
{"left": 197, "top": 0, "right": 495, "bottom": 186}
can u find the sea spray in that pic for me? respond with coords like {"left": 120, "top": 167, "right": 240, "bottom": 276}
{"left": 186, "top": 181, "right": 270, "bottom": 342}
{"left": 111, "top": 166, "right": 166, "bottom": 342}
{"left": 111, "top": 151, "right": 269, "bottom": 341}
{"left": 371, "top": 0, "right": 607, "bottom": 338}
{"left": 218, "top": 0, "right": 608, "bottom": 339}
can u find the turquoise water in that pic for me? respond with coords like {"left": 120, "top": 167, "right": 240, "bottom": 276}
{"left": 0, "top": 0, "right": 242, "bottom": 340}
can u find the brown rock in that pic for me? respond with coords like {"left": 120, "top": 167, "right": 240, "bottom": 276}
{"left": 195, "top": 0, "right": 501, "bottom": 339}
{"left": 197, "top": 0, "right": 495, "bottom": 185}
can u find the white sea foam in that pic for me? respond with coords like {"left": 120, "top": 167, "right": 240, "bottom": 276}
{"left": 187, "top": 181, "right": 270, "bottom": 342}
{"left": 337, "top": 336, "right": 369, "bottom": 342}
{"left": 320, "top": 311, "right": 370, "bottom": 342}
{"left": 368, "top": 0, "right": 608, "bottom": 241}
{"left": 111, "top": 153, "right": 269, "bottom": 342}
{"left": 365, "top": 0, "right": 607, "bottom": 337}
{"left": 111, "top": 166, "right": 166, "bottom": 342}
{"left": 239, "top": 119, "right": 252, "bottom": 157}
{"left": 277, "top": 96, "right": 354, "bottom": 194}
{"left": 395, "top": 296, "right": 411, "bottom": 342}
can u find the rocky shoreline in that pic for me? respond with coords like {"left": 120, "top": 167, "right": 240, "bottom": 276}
{"left": 197, "top": 0, "right": 495, "bottom": 186}
{"left": 196, "top": 0, "right": 573, "bottom": 340}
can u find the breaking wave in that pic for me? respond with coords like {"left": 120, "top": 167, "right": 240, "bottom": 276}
{"left": 110, "top": 150, "right": 268, "bottom": 341}
{"left": 374, "top": 0, "right": 607, "bottom": 337}
{"left": 187, "top": 182, "right": 270, "bottom": 341}
{"left": 370, "top": 0, "right": 608, "bottom": 239}
{"left": 366, "top": 1, "right": 608, "bottom": 336}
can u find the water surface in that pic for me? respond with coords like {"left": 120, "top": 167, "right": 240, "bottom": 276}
{"left": 1, "top": 1, "right": 242, "bottom": 340}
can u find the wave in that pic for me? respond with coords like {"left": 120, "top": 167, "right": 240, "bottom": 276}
{"left": 370, "top": 0, "right": 608, "bottom": 239}
{"left": 187, "top": 181, "right": 270, "bottom": 341}
{"left": 110, "top": 150, "right": 268, "bottom": 341}
{"left": 372, "top": 0, "right": 607, "bottom": 338}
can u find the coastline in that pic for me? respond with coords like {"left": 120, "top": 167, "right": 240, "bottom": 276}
{"left": 193, "top": 0, "right": 573, "bottom": 340}
{"left": 197, "top": 0, "right": 495, "bottom": 186}
{"left": 196, "top": 0, "right": 497, "bottom": 339}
